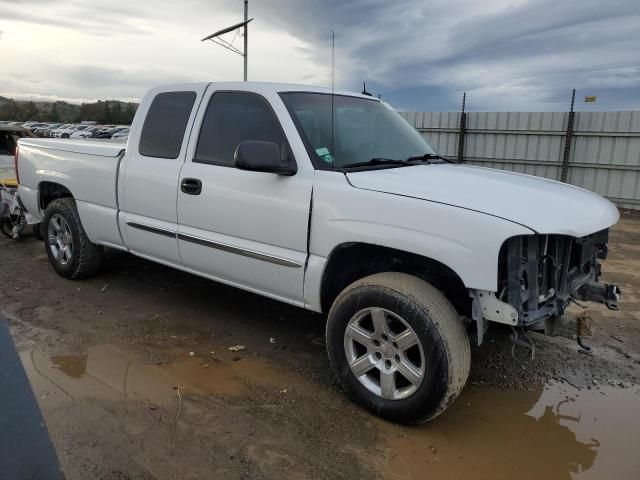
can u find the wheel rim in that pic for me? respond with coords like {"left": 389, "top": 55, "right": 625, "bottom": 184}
{"left": 344, "top": 307, "right": 426, "bottom": 400}
{"left": 48, "top": 214, "right": 73, "bottom": 265}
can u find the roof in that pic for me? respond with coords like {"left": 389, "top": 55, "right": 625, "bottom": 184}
{"left": 146, "top": 81, "right": 379, "bottom": 101}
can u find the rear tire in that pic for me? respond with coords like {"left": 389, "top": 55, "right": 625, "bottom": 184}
{"left": 43, "top": 198, "right": 102, "bottom": 279}
{"left": 326, "top": 272, "right": 470, "bottom": 424}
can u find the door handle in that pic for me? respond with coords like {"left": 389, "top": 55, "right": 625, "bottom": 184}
{"left": 181, "top": 178, "right": 202, "bottom": 195}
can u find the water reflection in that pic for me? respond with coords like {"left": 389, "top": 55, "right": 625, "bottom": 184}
{"left": 21, "top": 344, "right": 640, "bottom": 480}
{"left": 381, "top": 383, "right": 640, "bottom": 480}
{"left": 24, "top": 344, "right": 288, "bottom": 407}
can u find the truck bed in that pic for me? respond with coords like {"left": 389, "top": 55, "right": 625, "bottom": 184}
{"left": 17, "top": 138, "right": 127, "bottom": 249}
{"left": 18, "top": 138, "right": 125, "bottom": 158}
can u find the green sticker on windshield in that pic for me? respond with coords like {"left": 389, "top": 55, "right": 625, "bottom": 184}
{"left": 315, "top": 147, "right": 334, "bottom": 164}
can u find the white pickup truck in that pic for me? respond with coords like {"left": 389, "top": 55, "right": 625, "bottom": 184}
{"left": 16, "top": 82, "right": 621, "bottom": 423}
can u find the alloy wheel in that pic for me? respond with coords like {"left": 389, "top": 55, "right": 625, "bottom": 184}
{"left": 343, "top": 307, "right": 426, "bottom": 400}
{"left": 48, "top": 214, "right": 73, "bottom": 265}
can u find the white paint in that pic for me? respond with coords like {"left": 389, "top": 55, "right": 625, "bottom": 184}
{"left": 16, "top": 82, "right": 620, "bottom": 317}
{"left": 346, "top": 163, "right": 620, "bottom": 238}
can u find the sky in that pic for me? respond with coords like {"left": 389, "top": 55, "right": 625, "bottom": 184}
{"left": 1, "top": 0, "right": 639, "bottom": 111}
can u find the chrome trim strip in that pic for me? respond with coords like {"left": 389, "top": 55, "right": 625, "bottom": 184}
{"left": 177, "top": 233, "right": 302, "bottom": 268}
{"left": 126, "top": 221, "right": 176, "bottom": 239}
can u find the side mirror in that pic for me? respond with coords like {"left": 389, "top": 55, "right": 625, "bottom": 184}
{"left": 234, "top": 141, "right": 297, "bottom": 176}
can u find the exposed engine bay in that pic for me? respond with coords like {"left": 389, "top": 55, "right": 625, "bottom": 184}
{"left": 472, "top": 229, "right": 621, "bottom": 345}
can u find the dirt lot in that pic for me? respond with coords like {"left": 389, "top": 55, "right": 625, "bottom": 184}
{"left": 1, "top": 213, "right": 640, "bottom": 480}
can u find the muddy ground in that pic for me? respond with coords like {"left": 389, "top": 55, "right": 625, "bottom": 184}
{"left": 1, "top": 213, "right": 640, "bottom": 479}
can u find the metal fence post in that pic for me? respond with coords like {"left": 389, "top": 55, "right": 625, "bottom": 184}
{"left": 457, "top": 92, "right": 466, "bottom": 162}
{"left": 560, "top": 89, "right": 576, "bottom": 182}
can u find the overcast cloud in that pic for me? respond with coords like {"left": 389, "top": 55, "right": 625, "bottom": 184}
{"left": 1, "top": 0, "right": 639, "bottom": 111}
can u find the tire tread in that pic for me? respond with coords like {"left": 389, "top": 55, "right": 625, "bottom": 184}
{"left": 44, "top": 198, "right": 102, "bottom": 279}
{"left": 328, "top": 272, "right": 470, "bottom": 423}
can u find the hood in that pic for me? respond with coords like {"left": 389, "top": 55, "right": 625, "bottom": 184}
{"left": 346, "top": 164, "right": 620, "bottom": 238}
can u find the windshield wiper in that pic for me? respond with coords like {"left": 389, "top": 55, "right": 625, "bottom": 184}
{"left": 405, "top": 153, "right": 456, "bottom": 163}
{"left": 338, "top": 157, "right": 410, "bottom": 170}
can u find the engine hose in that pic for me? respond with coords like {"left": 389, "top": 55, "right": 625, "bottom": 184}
{"left": 577, "top": 336, "right": 593, "bottom": 355}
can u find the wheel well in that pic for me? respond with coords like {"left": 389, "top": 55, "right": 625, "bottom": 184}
{"left": 39, "top": 182, "right": 73, "bottom": 211}
{"left": 320, "top": 243, "right": 470, "bottom": 316}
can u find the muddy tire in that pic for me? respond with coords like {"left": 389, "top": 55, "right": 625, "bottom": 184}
{"left": 326, "top": 272, "right": 470, "bottom": 424}
{"left": 43, "top": 198, "right": 102, "bottom": 279}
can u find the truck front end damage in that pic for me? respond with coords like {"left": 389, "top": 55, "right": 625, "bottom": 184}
{"left": 472, "top": 229, "right": 621, "bottom": 344}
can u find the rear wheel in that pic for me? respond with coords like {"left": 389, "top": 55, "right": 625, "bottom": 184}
{"left": 326, "top": 272, "right": 470, "bottom": 424}
{"left": 43, "top": 198, "right": 102, "bottom": 279}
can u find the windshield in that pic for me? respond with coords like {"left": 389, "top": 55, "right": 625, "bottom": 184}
{"left": 280, "top": 92, "right": 436, "bottom": 170}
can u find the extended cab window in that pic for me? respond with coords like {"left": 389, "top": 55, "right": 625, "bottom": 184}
{"left": 139, "top": 91, "right": 196, "bottom": 159}
{"left": 194, "top": 92, "right": 287, "bottom": 167}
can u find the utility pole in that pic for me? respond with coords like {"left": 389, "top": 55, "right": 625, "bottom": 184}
{"left": 243, "top": 0, "right": 248, "bottom": 81}
{"left": 201, "top": 1, "right": 252, "bottom": 81}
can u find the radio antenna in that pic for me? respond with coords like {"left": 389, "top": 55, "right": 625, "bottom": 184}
{"left": 331, "top": 29, "right": 335, "bottom": 171}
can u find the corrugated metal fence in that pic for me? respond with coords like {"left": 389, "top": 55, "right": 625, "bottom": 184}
{"left": 399, "top": 111, "right": 640, "bottom": 210}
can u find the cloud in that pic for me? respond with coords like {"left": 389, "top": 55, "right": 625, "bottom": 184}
{"left": 250, "top": 0, "right": 640, "bottom": 110}
{"left": 0, "top": 0, "right": 152, "bottom": 35}
{"left": 1, "top": 0, "right": 639, "bottom": 111}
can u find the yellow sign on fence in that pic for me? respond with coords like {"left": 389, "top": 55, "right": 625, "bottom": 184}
{"left": 585, "top": 95, "right": 597, "bottom": 103}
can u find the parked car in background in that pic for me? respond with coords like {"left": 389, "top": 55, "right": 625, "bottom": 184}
{"left": 70, "top": 126, "right": 99, "bottom": 139}
{"left": 95, "top": 125, "right": 116, "bottom": 136}
{"left": 49, "top": 124, "right": 74, "bottom": 138}
{"left": 110, "top": 128, "right": 130, "bottom": 140}
{"left": 34, "top": 124, "right": 63, "bottom": 137}
{"left": 53, "top": 124, "right": 93, "bottom": 138}
{"left": 44, "top": 124, "right": 67, "bottom": 137}
{"left": 96, "top": 126, "right": 128, "bottom": 139}
{"left": 24, "top": 123, "right": 49, "bottom": 133}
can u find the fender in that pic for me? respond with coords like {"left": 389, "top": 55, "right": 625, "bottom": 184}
{"left": 303, "top": 171, "right": 533, "bottom": 311}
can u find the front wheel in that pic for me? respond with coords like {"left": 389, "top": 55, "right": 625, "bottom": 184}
{"left": 326, "top": 272, "right": 470, "bottom": 424}
{"left": 43, "top": 198, "right": 102, "bottom": 279}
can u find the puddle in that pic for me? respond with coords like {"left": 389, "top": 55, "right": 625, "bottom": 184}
{"left": 379, "top": 383, "right": 640, "bottom": 480}
{"left": 51, "top": 354, "right": 88, "bottom": 378}
{"left": 22, "top": 344, "right": 289, "bottom": 407}
{"left": 21, "top": 344, "right": 640, "bottom": 479}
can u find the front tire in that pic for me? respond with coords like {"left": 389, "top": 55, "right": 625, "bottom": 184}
{"left": 43, "top": 198, "right": 102, "bottom": 279}
{"left": 326, "top": 272, "right": 470, "bottom": 424}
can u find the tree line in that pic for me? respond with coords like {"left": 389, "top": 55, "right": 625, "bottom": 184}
{"left": 0, "top": 97, "right": 138, "bottom": 125}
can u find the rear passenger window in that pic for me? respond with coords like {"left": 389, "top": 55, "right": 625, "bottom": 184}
{"left": 194, "top": 92, "right": 286, "bottom": 167}
{"left": 139, "top": 91, "right": 196, "bottom": 159}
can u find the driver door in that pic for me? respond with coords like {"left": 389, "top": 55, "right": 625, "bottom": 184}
{"left": 176, "top": 90, "right": 314, "bottom": 305}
